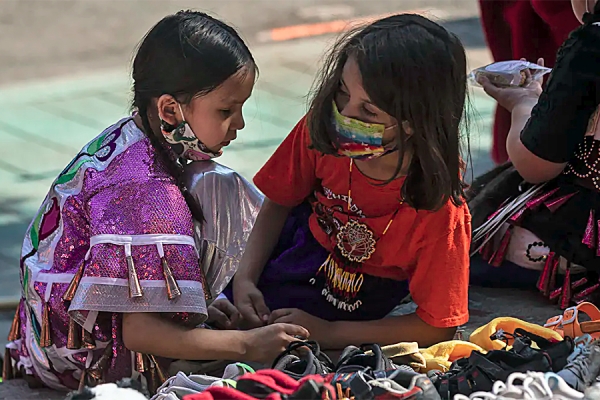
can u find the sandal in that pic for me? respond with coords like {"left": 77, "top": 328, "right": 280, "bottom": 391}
{"left": 544, "top": 302, "right": 600, "bottom": 339}
{"left": 429, "top": 348, "right": 552, "bottom": 399}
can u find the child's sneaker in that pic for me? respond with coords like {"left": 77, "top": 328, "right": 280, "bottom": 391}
{"left": 347, "top": 368, "right": 441, "bottom": 400}
{"left": 234, "top": 369, "right": 336, "bottom": 399}
{"left": 335, "top": 343, "right": 396, "bottom": 374}
{"left": 272, "top": 341, "right": 334, "bottom": 379}
{"left": 453, "top": 371, "right": 584, "bottom": 400}
{"left": 558, "top": 338, "right": 600, "bottom": 391}
{"left": 151, "top": 363, "right": 254, "bottom": 400}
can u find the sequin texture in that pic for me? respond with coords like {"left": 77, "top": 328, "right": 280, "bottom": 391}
{"left": 9, "top": 118, "right": 208, "bottom": 391}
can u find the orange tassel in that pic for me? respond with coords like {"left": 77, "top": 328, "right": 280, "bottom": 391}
{"left": 66, "top": 318, "right": 81, "bottom": 350}
{"left": 81, "top": 328, "right": 96, "bottom": 350}
{"left": 63, "top": 263, "right": 85, "bottom": 302}
{"left": 2, "top": 347, "right": 14, "bottom": 381}
{"left": 7, "top": 307, "right": 21, "bottom": 341}
{"left": 126, "top": 256, "right": 143, "bottom": 298}
{"left": 161, "top": 257, "right": 181, "bottom": 300}
{"left": 39, "top": 303, "right": 52, "bottom": 348}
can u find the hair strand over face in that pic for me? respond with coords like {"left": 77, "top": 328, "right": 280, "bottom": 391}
{"left": 308, "top": 14, "right": 470, "bottom": 211}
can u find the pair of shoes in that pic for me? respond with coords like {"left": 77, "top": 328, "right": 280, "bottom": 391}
{"left": 558, "top": 336, "right": 600, "bottom": 392}
{"left": 184, "top": 370, "right": 335, "bottom": 400}
{"left": 328, "top": 344, "right": 438, "bottom": 400}
{"left": 151, "top": 362, "right": 254, "bottom": 399}
{"left": 272, "top": 341, "right": 334, "bottom": 379}
{"left": 346, "top": 368, "right": 441, "bottom": 400}
{"left": 273, "top": 342, "right": 396, "bottom": 380}
{"left": 453, "top": 371, "right": 584, "bottom": 400}
{"left": 335, "top": 344, "right": 397, "bottom": 374}
{"left": 429, "top": 327, "right": 574, "bottom": 399}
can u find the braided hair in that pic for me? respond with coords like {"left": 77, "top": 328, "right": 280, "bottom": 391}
{"left": 132, "top": 10, "right": 255, "bottom": 222}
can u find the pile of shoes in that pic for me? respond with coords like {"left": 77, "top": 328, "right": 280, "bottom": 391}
{"left": 429, "top": 326, "right": 600, "bottom": 400}
{"left": 147, "top": 340, "right": 439, "bottom": 400}
{"left": 68, "top": 306, "right": 600, "bottom": 400}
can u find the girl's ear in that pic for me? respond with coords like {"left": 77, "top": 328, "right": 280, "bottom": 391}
{"left": 572, "top": 0, "right": 598, "bottom": 24}
{"left": 156, "top": 94, "right": 180, "bottom": 126}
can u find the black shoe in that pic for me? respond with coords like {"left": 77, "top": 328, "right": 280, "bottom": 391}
{"left": 430, "top": 349, "right": 552, "bottom": 400}
{"left": 508, "top": 328, "right": 574, "bottom": 372}
{"left": 272, "top": 341, "right": 334, "bottom": 379}
{"left": 349, "top": 368, "right": 441, "bottom": 400}
{"left": 336, "top": 344, "right": 396, "bottom": 374}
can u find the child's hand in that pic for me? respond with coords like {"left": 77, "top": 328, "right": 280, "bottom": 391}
{"left": 207, "top": 298, "right": 242, "bottom": 330}
{"left": 233, "top": 280, "right": 271, "bottom": 328}
{"left": 478, "top": 58, "right": 545, "bottom": 112}
{"left": 269, "top": 309, "right": 331, "bottom": 347}
{"left": 243, "top": 323, "right": 310, "bottom": 364}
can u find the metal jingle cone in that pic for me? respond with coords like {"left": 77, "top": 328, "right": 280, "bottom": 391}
{"left": 198, "top": 260, "right": 212, "bottom": 301}
{"left": 39, "top": 303, "right": 52, "bottom": 348}
{"left": 161, "top": 257, "right": 181, "bottom": 300}
{"left": 7, "top": 306, "right": 21, "bottom": 341}
{"left": 148, "top": 354, "right": 166, "bottom": 384}
{"left": 81, "top": 327, "right": 96, "bottom": 350}
{"left": 126, "top": 256, "right": 143, "bottom": 298}
{"left": 135, "top": 352, "right": 147, "bottom": 373}
{"left": 88, "top": 341, "right": 113, "bottom": 383}
{"left": 147, "top": 356, "right": 159, "bottom": 394}
{"left": 67, "top": 318, "right": 81, "bottom": 350}
{"left": 2, "top": 347, "right": 14, "bottom": 381}
{"left": 78, "top": 370, "right": 87, "bottom": 392}
{"left": 63, "top": 263, "right": 85, "bottom": 302}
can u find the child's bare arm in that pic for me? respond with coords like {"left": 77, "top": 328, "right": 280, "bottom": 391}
{"left": 270, "top": 308, "right": 454, "bottom": 349}
{"left": 329, "top": 313, "right": 456, "bottom": 348}
{"left": 233, "top": 198, "right": 292, "bottom": 327}
{"left": 122, "top": 312, "right": 308, "bottom": 364}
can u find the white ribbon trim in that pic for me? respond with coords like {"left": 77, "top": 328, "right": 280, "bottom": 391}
{"left": 85, "top": 233, "right": 198, "bottom": 260}
{"left": 34, "top": 272, "right": 203, "bottom": 289}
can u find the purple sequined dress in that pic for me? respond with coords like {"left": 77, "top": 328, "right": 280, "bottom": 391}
{"left": 2, "top": 117, "right": 262, "bottom": 391}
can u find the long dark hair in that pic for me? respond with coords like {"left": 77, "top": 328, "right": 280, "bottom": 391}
{"left": 308, "top": 14, "right": 469, "bottom": 210}
{"left": 132, "top": 10, "right": 255, "bottom": 222}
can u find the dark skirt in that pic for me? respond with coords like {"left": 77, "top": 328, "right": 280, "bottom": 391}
{"left": 226, "top": 203, "right": 409, "bottom": 321}
{"left": 470, "top": 168, "right": 600, "bottom": 307}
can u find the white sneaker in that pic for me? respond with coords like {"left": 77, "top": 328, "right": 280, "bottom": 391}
{"left": 453, "top": 371, "right": 584, "bottom": 400}
{"left": 84, "top": 382, "right": 150, "bottom": 400}
{"left": 151, "top": 362, "right": 254, "bottom": 400}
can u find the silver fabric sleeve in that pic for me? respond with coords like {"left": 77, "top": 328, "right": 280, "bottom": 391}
{"left": 184, "top": 161, "right": 264, "bottom": 299}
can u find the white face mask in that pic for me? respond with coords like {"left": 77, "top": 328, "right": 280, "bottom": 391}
{"left": 161, "top": 104, "right": 222, "bottom": 161}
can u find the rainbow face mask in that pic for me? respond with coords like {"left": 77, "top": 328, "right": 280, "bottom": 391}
{"left": 331, "top": 101, "right": 397, "bottom": 160}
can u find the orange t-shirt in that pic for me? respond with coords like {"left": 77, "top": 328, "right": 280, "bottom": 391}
{"left": 254, "top": 117, "right": 471, "bottom": 328}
